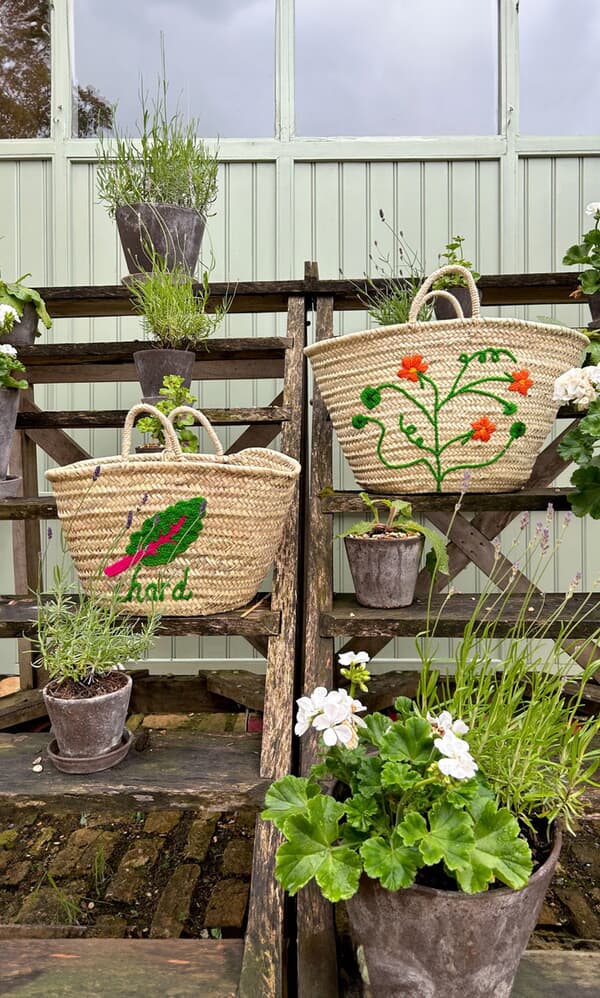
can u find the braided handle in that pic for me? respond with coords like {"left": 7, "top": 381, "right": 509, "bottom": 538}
{"left": 121, "top": 403, "right": 183, "bottom": 460}
{"left": 168, "top": 406, "right": 225, "bottom": 458}
{"left": 409, "top": 265, "right": 480, "bottom": 322}
{"left": 418, "top": 289, "right": 465, "bottom": 319}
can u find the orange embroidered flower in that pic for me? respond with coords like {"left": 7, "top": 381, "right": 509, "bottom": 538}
{"left": 509, "top": 370, "right": 533, "bottom": 396}
{"left": 471, "top": 416, "right": 497, "bottom": 442}
{"left": 398, "top": 354, "right": 428, "bottom": 383}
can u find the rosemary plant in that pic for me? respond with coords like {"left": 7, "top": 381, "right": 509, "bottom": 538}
{"left": 129, "top": 260, "right": 228, "bottom": 349}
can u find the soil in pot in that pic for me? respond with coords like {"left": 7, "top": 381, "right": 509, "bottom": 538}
{"left": 0, "top": 386, "right": 20, "bottom": 479}
{"left": 346, "top": 824, "right": 562, "bottom": 998}
{"left": 43, "top": 672, "right": 132, "bottom": 771}
{"left": 116, "top": 203, "right": 206, "bottom": 275}
{"left": 433, "top": 283, "right": 479, "bottom": 320}
{"left": 133, "top": 348, "right": 195, "bottom": 399}
{"left": 344, "top": 530, "right": 423, "bottom": 608}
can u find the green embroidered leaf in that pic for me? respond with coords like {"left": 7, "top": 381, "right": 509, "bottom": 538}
{"left": 455, "top": 801, "right": 533, "bottom": 894}
{"left": 570, "top": 461, "right": 600, "bottom": 518}
{"left": 352, "top": 413, "right": 369, "bottom": 430}
{"left": 361, "top": 386, "right": 382, "bottom": 409}
{"left": 344, "top": 794, "right": 379, "bottom": 832}
{"left": 360, "top": 829, "right": 420, "bottom": 890}
{"left": 381, "top": 760, "right": 421, "bottom": 792}
{"left": 558, "top": 427, "right": 595, "bottom": 464}
{"left": 275, "top": 796, "right": 361, "bottom": 901}
{"left": 502, "top": 401, "right": 518, "bottom": 415}
{"left": 509, "top": 421, "right": 527, "bottom": 439}
{"left": 418, "top": 801, "right": 474, "bottom": 870}
{"left": 398, "top": 811, "right": 428, "bottom": 847}
{"left": 261, "top": 776, "right": 320, "bottom": 831}
{"left": 126, "top": 496, "right": 207, "bottom": 566}
{"left": 379, "top": 716, "right": 435, "bottom": 766}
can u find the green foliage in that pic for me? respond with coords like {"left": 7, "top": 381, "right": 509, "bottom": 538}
{"left": 563, "top": 207, "right": 600, "bottom": 296}
{"left": 0, "top": 273, "right": 51, "bottom": 336}
{"left": 433, "top": 235, "right": 480, "bottom": 289}
{"left": 137, "top": 375, "right": 200, "bottom": 452}
{"left": 357, "top": 210, "right": 432, "bottom": 326}
{"left": 0, "top": 345, "right": 28, "bottom": 389}
{"left": 559, "top": 398, "right": 600, "bottom": 518}
{"left": 96, "top": 59, "right": 218, "bottom": 218}
{"left": 35, "top": 563, "right": 159, "bottom": 686}
{"left": 338, "top": 492, "right": 449, "bottom": 575}
{"left": 129, "top": 260, "right": 228, "bottom": 349}
{"left": 124, "top": 496, "right": 207, "bottom": 567}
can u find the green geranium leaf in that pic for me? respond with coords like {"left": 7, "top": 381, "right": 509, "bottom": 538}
{"left": 355, "top": 755, "right": 385, "bottom": 797}
{"left": 455, "top": 802, "right": 533, "bottom": 894}
{"left": 360, "top": 829, "right": 420, "bottom": 891}
{"left": 380, "top": 716, "right": 435, "bottom": 767}
{"left": 393, "top": 695, "right": 414, "bottom": 718}
{"left": 381, "top": 760, "right": 421, "bottom": 791}
{"left": 275, "top": 795, "right": 362, "bottom": 901}
{"left": 558, "top": 428, "right": 595, "bottom": 464}
{"left": 580, "top": 270, "right": 600, "bottom": 296}
{"left": 586, "top": 340, "right": 600, "bottom": 366}
{"left": 563, "top": 244, "right": 591, "bottom": 266}
{"left": 418, "top": 801, "right": 474, "bottom": 871}
{"left": 570, "top": 461, "right": 600, "bottom": 518}
{"left": 579, "top": 411, "right": 600, "bottom": 438}
{"left": 362, "top": 712, "right": 391, "bottom": 748}
{"left": 398, "top": 811, "right": 428, "bottom": 847}
{"left": 261, "top": 775, "right": 320, "bottom": 831}
{"left": 344, "top": 794, "right": 379, "bottom": 832}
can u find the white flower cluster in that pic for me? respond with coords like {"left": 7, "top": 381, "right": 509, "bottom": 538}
{"left": 427, "top": 710, "right": 478, "bottom": 781}
{"left": 553, "top": 365, "right": 600, "bottom": 411}
{"left": 0, "top": 303, "right": 19, "bottom": 333}
{"left": 0, "top": 343, "right": 18, "bottom": 358}
{"left": 295, "top": 686, "right": 367, "bottom": 749}
{"left": 585, "top": 202, "right": 600, "bottom": 216}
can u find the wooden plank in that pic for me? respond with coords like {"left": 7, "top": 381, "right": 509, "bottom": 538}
{"left": 129, "top": 674, "right": 233, "bottom": 715}
{"left": 0, "top": 925, "right": 87, "bottom": 939}
{"left": 16, "top": 406, "right": 288, "bottom": 430}
{"left": 0, "top": 688, "right": 45, "bottom": 729}
{"left": 20, "top": 398, "right": 90, "bottom": 465}
{"left": 24, "top": 359, "right": 285, "bottom": 385}
{"left": 0, "top": 497, "right": 58, "bottom": 520}
{"left": 0, "top": 730, "right": 266, "bottom": 811}
{"left": 322, "top": 487, "right": 574, "bottom": 514}
{"left": 206, "top": 671, "right": 266, "bottom": 712}
{"left": 0, "top": 939, "right": 243, "bottom": 997}
{"left": 513, "top": 951, "right": 600, "bottom": 998}
{"left": 18, "top": 338, "right": 291, "bottom": 365}
{"left": 225, "top": 392, "right": 284, "bottom": 456}
{"left": 0, "top": 595, "right": 280, "bottom": 639}
{"left": 322, "top": 593, "right": 600, "bottom": 639}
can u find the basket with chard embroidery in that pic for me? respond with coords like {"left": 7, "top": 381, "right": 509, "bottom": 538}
{"left": 46, "top": 404, "right": 300, "bottom": 615}
{"left": 305, "top": 265, "right": 588, "bottom": 493}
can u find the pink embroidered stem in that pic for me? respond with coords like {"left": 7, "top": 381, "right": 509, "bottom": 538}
{"left": 104, "top": 516, "right": 187, "bottom": 577}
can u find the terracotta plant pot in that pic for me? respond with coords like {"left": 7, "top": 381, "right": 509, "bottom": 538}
{"left": 344, "top": 533, "right": 424, "bottom": 608}
{"left": 433, "top": 283, "right": 479, "bottom": 320}
{"left": 116, "top": 203, "right": 206, "bottom": 275}
{"left": 133, "top": 348, "right": 195, "bottom": 402}
{"left": 43, "top": 673, "right": 132, "bottom": 773}
{"left": 2, "top": 302, "right": 38, "bottom": 346}
{"left": 0, "top": 385, "right": 20, "bottom": 479}
{"left": 346, "top": 825, "right": 561, "bottom": 998}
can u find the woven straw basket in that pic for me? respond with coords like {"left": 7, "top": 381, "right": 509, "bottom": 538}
{"left": 46, "top": 404, "right": 301, "bottom": 615}
{"left": 305, "top": 265, "right": 588, "bottom": 493}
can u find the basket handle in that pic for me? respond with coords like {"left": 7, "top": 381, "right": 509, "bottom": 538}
{"left": 409, "top": 265, "right": 480, "bottom": 322}
{"left": 418, "top": 289, "right": 465, "bottom": 319}
{"left": 168, "top": 406, "right": 225, "bottom": 458}
{"left": 121, "top": 403, "right": 183, "bottom": 460}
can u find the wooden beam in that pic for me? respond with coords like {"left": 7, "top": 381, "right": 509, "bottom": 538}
{"left": 16, "top": 406, "right": 288, "bottom": 430}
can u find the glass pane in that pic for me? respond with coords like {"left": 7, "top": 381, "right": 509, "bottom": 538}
{"left": 295, "top": 0, "right": 498, "bottom": 136}
{"left": 520, "top": 0, "right": 600, "bottom": 134}
{"left": 0, "top": 0, "right": 51, "bottom": 138}
{"left": 73, "top": 0, "right": 275, "bottom": 138}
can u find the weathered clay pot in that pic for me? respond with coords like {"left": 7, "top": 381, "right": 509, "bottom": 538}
{"left": 2, "top": 302, "right": 38, "bottom": 346}
{"left": 587, "top": 290, "right": 600, "bottom": 329}
{"left": 0, "top": 475, "right": 21, "bottom": 497}
{"left": 346, "top": 825, "right": 561, "bottom": 998}
{"left": 133, "top": 348, "right": 194, "bottom": 400}
{"left": 433, "top": 283, "right": 479, "bottom": 320}
{"left": 0, "top": 386, "right": 20, "bottom": 479}
{"left": 116, "top": 203, "right": 206, "bottom": 275}
{"left": 43, "top": 673, "right": 132, "bottom": 769}
{"left": 344, "top": 533, "right": 423, "bottom": 608}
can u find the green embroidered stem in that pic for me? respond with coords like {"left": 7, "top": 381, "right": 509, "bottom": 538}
{"left": 448, "top": 347, "right": 519, "bottom": 397}
{"left": 447, "top": 386, "right": 518, "bottom": 414}
{"left": 362, "top": 415, "right": 438, "bottom": 479}
{"left": 439, "top": 434, "right": 518, "bottom": 486}
{"left": 438, "top": 430, "right": 475, "bottom": 455}
{"left": 444, "top": 374, "right": 514, "bottom": 407}
{"left": 369, "top": 382, "right": 436, "bottom": 427}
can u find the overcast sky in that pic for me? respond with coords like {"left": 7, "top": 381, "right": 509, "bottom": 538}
{"left": 73, "top": 0, "right": 600, "bottom": 138}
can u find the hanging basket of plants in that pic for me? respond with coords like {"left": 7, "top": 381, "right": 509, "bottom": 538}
{"left": 305, "top": 265, "right": 588, "bottom": 493}
{"left": 46, "top": 404, "right": 300, "bottom": 615}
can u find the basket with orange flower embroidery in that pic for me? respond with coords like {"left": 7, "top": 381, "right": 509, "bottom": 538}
{"left": 305, "top": 265, "right": 588, "bottom": 492}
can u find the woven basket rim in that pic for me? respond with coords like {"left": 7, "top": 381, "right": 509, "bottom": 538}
{"left": 46, "top": 450, "right": 301, "bottom": 483}
{"left": 304, "top": 316, "right": 589, "bottom": 358}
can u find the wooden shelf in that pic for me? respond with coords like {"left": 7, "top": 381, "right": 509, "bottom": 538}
{"left": 0, "top": 729, "right": 265, "bottom": 811}
{"left": 16, "top": 405, "right": 288, "bottom": 430}
{"left": 0, "top": 595, "right": 279, "bottom": 638}
{"left": 321, "top": 593, "right": 600, "bottom": 639}
{"left": 321, "top": 487, "right": 574, "bottom": 514}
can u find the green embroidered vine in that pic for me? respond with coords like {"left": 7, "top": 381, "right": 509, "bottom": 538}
{"left": 351, "top": 348, "right": 532, "bottom": 491}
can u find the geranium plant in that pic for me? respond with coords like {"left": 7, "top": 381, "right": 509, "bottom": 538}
{"left": 553, "top": 362, "right": 600, "bottom": 517}
{"left": 0, "top": 274, "right": 52, "bottom": 337}
{"left": 563, "top": 202, "right": 600, "bottom": 297}
{"left": 0, "top": 343, "right": 28, "bottom": 389}
{"left": 136, "top": 374, "right": 200, "bottom": 452}
{"left": 433, "top": 235, "right": 480, "bottom": 290}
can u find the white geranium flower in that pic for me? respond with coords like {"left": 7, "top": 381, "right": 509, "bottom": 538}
{"left": 553, "top": 367, "right": 599, "bottom": 410}
{"left": 0, "top": 303, "right": 19, "bottom": 332}
{"left": 0, "top": 342, "right": 18, "bottom": 358}
{"left": 311, "top": 689, "right": 366, "bottom": 747}
{"left": 586, "top": 364, "right": 600, "bottom": 388}
{"left": 434, "top": 729, "right": 478, "bottom": 781}
{"left": 585, "top": 202, "right": 600, "bottom": 216}
{"left": 427, "top": 710, "right": 469, "bottom": 736}
{"left": 337, "top": 650, "right": 371, "bottom": 667}
{"left": 294, "top": 686, "right": 329, "bottom": 736}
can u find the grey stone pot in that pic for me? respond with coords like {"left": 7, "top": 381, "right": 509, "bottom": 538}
{"left": 344, "top": 533, "right": 424, "bottom": 608}
{"left": 43, "top": 673, "right": 132, "bottom": 769}
{"left": 2, "top": 302, "right": 38, "bottom": 346}
{"left": 133, "top": 348, "right": 194, "bottom": 400}
{"left": 0, "top": 385, "right": 20, "bottom": 479}
{"left": 587, "top": 290, "right": 600, "bottom": 329}
{"left": 116, "top": 203, "right": 206, "bottom": 275}
{"left": 0, "top": 475, "right": 21, "bottom": 497}
{"left": 346, "top": 825, "right": 562, "bottom": 998}
{"left": 433, "top": 284, "right": 479, "bottom": 320}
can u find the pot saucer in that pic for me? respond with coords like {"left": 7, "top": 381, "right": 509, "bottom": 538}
{"left": 47, "top": 727, "right": 132, "bottom": 774}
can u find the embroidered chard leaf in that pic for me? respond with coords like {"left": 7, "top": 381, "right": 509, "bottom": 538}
{"left": 104, "top": 496, "right": 207, "bottom": 577}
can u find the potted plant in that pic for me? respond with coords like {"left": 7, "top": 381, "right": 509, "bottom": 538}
{"left": 357, "top": 210, "right": 433, "bottom": 326}
{"left": 0, "top": 343, "right": 28, "bottom": 497}
{"left": 36, "top": 565, "right": 159, "bottom": 774}
{"left": 264, "top": 570, "right": 600, "bottom": 998}
{"left": 562, "top": 202, "right": 600, "bottom": 326}
{"left": 432, "top": 235, "right": 480, "bottom": 319}
{"left": 136, "top": 374, "right": 200, "bottom": 453}
{"left": 338, "top": 492, "right": 449, "bottom": 608}
{"left": 0, "top": 273, "right": 52, "bottom": 345}
{"left": 553, "top": 360, "right": 600, "bottom": 517}
{"left": 128, "top": 261, "right": 228, "bottom": 400}
{"left": 96, "top": 71, "right": 218, "bottom": 275}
